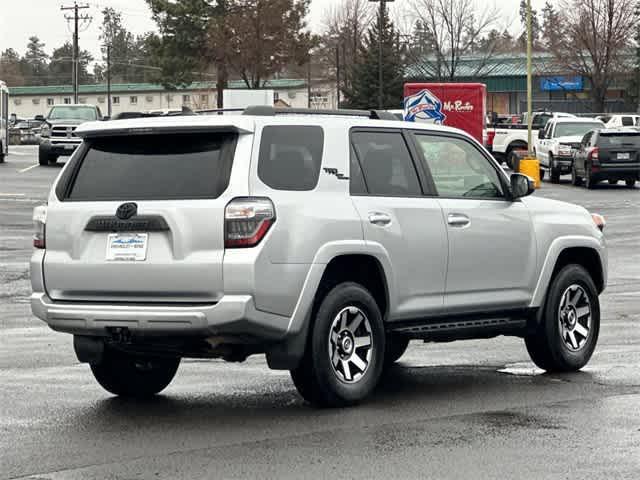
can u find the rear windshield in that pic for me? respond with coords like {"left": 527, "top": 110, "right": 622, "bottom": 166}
{"left": 599, "top": 133, "right": 640, "bottom": 148}
{"left": 67, "top": 132, "right": 237, "bottom": 201}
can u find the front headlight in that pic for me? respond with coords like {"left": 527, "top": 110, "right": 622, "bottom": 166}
{"left": 557, "top": 144, "right": 572, "bottom": 155}
{"left": 40, "top": 124, "right": 50, "bottom": 138}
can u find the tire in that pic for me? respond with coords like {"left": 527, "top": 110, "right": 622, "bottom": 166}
{"left": 625, "top": 179, "right": 636, "bottom": 188}
{"left": 384, "top": 335, "right": 410, "bottom": 366}
{"left": 608, "top": 179, "right": 617, "bottom": 185}
{"left": 549, "top": 155, "right": 560, "bottom": 183}
{"left": 525, "top": 264, "right": 600, "bottom": 372}
{"left": 570, "top": 165, "right": 582, "bottom": 186}
{"left": 0, "top": 142, "right": 5, "bottom": 163}
{"left": 507, "top": 150, "right": 518, "bottom": 170}
{"left": 539, "top": 168, "right": 545, "bottom": 181}
{"left": 585, "top": 173, "right": 596, "bottom": 189}
{"left": 290, "top": 282, "right": 385, "bottom": 407}
{"left": 90, "top": 349, "right": 180, "bottom": 397}
{"left": 38, "top": 147, "right": 50, "bottom": 166}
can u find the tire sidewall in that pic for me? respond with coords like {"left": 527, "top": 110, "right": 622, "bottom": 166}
{"left": 310, "top": 282, "right": 385, "bottom": 405}
{"left": 543, "top": 265, "right": 600, "bottom": 370}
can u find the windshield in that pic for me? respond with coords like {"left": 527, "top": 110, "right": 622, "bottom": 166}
{"left": 48, "top": 106, "right": 97, "bottom": 121}
{"left": 554, "top": 122, "right": 603, "bottom": 138}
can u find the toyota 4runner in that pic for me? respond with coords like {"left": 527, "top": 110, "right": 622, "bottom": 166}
{"left": 31, "top": 107, "right": 607, "bottom": 407}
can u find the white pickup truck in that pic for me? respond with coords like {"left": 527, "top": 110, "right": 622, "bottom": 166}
{"left": 489, "top": 112, "right": 576, "bottom": 168}
{"left": 535, "top": 117, "right": 605, "bottom": 183}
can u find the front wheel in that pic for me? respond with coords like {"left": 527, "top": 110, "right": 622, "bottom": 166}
{"left": 525, "top": 264, "right": 600, "bottom": 372}
{"left": 608, "top": 179, "right": 618, "bottom": 185}
{"left": 549, "top": 155, "right": 560, "bottom": 183}
{"left": 626, "top": 179, "right": 636, "bottom": 188}
{"left": 90, "top": 349, "right": 180, "bottom": 397}
{"left": 290, "top": 282, "right": 385, "bottom": 407}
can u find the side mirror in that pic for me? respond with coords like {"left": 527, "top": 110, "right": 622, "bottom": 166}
{"left": 538, "top": 129, "right": 545, "bottom": 140}
{"left": 510, "top": 173, "right": 535, "bottom": 199}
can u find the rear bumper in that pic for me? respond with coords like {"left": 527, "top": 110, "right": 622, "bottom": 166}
{"left": 596, "top": 163, "right": 640, "bottom": 178}
{"left": 31, "top": 292, "right": 290, "bottom": 341}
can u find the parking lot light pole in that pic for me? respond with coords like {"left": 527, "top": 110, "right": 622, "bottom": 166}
{"left": 526, "top": 0, "right": 533, "bottom": 154}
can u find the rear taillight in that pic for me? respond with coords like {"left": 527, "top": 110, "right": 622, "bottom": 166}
{"left": 589, "top": 146, "right": 599, "bottom": 161}
{"left": 224, "top": 198, "right": 275, "bottom": 248}
{"left": 486, "top": 130, "right": 496, "bottom": 148}
{"left": 33, "top": 205, "right": 47, "bottom": 249}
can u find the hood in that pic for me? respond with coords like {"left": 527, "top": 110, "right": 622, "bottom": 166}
{"left": 45, "top": 119, "right": 88, "bottom": 126}
{"left": 554, "top": 135, "right": 584, "bottom": 144}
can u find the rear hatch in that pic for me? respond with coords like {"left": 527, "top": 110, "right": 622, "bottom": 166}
{"left": 597, "top": 131, "right": 640, "bottom": 164}
{"left": 43, "top": 128, "right": 247, "bottom": 303}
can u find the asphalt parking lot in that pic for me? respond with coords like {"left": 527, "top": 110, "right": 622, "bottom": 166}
{"left": 1, "top": 145, "right": 639, "bottom": 480}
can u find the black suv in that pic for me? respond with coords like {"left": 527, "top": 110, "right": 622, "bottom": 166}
{"left": 572, "top": 128, "right": 640, "bottom": 188}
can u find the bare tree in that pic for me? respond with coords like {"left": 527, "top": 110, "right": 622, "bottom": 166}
{"left": 550, "top": 0, "right": 638, "bottom": 112}
{"left": 316, "top": 0, "right": 375, "bottom": 97}
{"left": 408, "top": 0, "right": 500, "bottom": 80}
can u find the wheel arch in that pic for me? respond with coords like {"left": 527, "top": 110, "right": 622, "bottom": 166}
{"left": 531, "top": 238, "right": 606, "bottom": 309}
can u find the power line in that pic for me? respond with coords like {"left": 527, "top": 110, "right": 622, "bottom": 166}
{"left": 61, "top": 2, "right": 91, "bottom": 103}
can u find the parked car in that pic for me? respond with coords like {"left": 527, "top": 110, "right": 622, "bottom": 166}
{"left": 11, "top": 119, "right": 44, "bottom": 144}
{"left": 535, "top": 117, "right": 605, "bottom": 182}
{"left": 488, "top": 111, "right": 576, "bottom": 168}
{"left": 31, "top": 107, "right": 607, "bottom": 406}
{"left": 38, "top": 104, "right": 102, "bottom": 165}
{"left": 603, "top": 114, "right": 640, "bottom": 128}
{"left": 572, "top": 128, "right": 640, "bottom": 188}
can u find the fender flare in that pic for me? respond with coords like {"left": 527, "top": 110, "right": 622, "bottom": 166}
{"left": 529, "top": 235, "right": 607, "bottom": 308}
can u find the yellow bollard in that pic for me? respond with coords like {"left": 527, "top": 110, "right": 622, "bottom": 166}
{"left": 518, "top": 156, "right": 541, "bottom": 188}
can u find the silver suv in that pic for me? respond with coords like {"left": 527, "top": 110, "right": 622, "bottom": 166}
{"left": 31, "top": 107, "right": 607, "bottom": 407}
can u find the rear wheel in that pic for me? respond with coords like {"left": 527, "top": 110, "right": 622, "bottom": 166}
{"left": 507, "top": 150, "right": 519, "bottom": 171}
{"left": 585, "top": 173, "right": 597, "bottom": 189}
{"left": 626, "top": 179, "right": 636, "bottom": 188}
{"left": 290, "top": 282, "right": 385, "bottom": 407}
{"left": 525, "top": 264, "right": 599, "bottom": 372}
{"left": 571, "top": 164, "right": 582, "bottom": 186}
{"left": 608, "top": 179, "right": 618, "bottom": 185}
{"left": 539, "top": 168, "right": 545, "bottom": 181}
{"left": 90, "top": 349, "right": 180, "bottom": 397}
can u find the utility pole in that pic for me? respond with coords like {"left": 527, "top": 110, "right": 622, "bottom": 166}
{"left": 105, "top": 45, "right": 112, "bottom": 117}
{"left": 335, "top": 44, "right": 341, "bottom": 109}
{"left": 307, "top": 52, "right": 312, "bottom": 108}
{"left": 369, "top": 0, "right": 394, "bottom": 109}
{"left": 61, "top": 2, "right": 90, "bottom": 104}
{"left": 526, "top": 0, "right": 533, "bottom": 154}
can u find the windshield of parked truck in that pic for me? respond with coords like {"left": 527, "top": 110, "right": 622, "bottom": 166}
{"left": 48, "top": 106, "right": 97, "bottom": 121}
{"left": 554, "top": 122, "right": 603, "bottom": 138}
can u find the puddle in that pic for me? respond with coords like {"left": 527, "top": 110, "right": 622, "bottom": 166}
{"left": 497, "top": 363, "right": 545, "bottom": 376}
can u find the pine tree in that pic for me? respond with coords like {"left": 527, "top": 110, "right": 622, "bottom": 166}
{"left": 342, "top": 6, "right": 404, "bottom": 109}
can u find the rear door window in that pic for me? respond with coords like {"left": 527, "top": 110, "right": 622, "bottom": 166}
{"left": 67, "top": 132, "right": 237, "bottom": 201}
{"left": 257, "top": 125, "right": 324, "bottom": 191}
{"left": 351, "top": 130, "right": 422, "bottom": 197}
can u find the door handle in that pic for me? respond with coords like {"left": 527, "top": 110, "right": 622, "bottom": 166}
{"left": 447, "top": 213, "right": 470, "bottom": 227}
{"left": 368, "top": 212, "right": 391, "bottom": 226}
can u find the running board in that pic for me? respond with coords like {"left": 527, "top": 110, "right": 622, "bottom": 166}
{"left": 387, "top": 313, "right": 529, "bottom": 341}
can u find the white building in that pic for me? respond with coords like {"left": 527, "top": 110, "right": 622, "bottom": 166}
{"left": 7, "top": 79, "right": 339, "bottom": 119}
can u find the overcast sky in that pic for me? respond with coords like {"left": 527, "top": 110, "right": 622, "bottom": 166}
{"left": 1, "top": 0, "right": 553, "bottom": 66}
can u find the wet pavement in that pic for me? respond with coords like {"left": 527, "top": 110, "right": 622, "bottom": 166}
{"left": 1, "top": 146, "right": 639, "bottom": 479}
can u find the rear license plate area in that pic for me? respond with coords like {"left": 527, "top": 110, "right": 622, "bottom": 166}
{"left": 106, "top": 233, "right": 148, "bottom": 261}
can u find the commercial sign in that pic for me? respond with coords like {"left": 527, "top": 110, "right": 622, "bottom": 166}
{"left": 540, "top": 76, "right": 583, "bottom": 92}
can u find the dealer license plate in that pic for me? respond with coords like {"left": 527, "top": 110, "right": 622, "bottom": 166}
{"left": 64, "top": 144, "right": 75, "bottom": 150}
{"left": 617, "top": 152, "right": 630, "bottom": 160}
{"left": 106, "top": 233, "right": 148, "bottom": 261}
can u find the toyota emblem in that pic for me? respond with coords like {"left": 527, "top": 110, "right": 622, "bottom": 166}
{"left": 116, "top": 203, "right": 137, "bottom": 220}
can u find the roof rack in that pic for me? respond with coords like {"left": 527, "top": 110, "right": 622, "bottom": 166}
{"left": 242, "top": 106, "right": 398, "bottom": 121}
